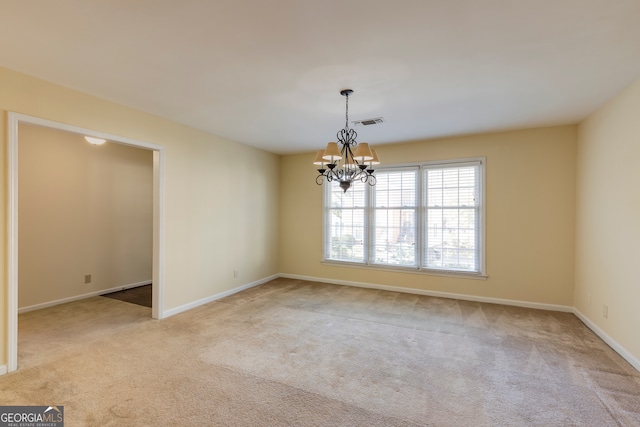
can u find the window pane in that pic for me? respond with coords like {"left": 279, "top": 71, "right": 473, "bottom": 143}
{"left": 443, "top": 188, "right": 459, "bottom": 206}
{"left": 375, "top": 170, "right": 416, "bottom": 207}
{"left": 426, "top": 208, "right": 443, "bottom": 243}
{"left": 423, "top": 164, "right": 480, "bottom": 273}
{"left": 459, "top": 186, "right": 476, "bottom": 206}
{"left": 427, "top": 188, "right": 443, "bottom": 207}
{"left": 327, "top": 208, "right": 364, "bottom": 262}
{"left": 459, "top": 227, "right": 476, "bottom": 249}
{"left": 458, "top": 167, "right": 475, "bottom": 186}
{"left": 372, "top": 170, "right": 418, "bottom": 267}
{"left": 329, "top": 182, "right": 365, "bottom": 208}
{"left": 443, "top": 169, "right": 458, "bottom": 186}
{"left": 325, "top": 179, "right": 366, "bottom": 262}
{"left": 427, "top": 170, "right": 442, "bottom": 188}
{"left": 372, "top": 208, "right": 416, "bottom": 266}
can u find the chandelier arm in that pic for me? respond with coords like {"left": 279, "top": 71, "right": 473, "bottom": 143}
{"left": 325, "top": 166, "right": 341, "bottom": 182}
{"left": 334, "top": 168, "right": 343, "bottom": 180}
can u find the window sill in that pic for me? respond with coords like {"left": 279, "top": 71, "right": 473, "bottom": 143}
{"left": 320, "top": 260, "right": 488, "bottom": 280}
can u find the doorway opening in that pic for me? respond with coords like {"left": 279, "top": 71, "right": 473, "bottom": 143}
{"left": 6, "top": 112, "right": 165, "bottom": 373}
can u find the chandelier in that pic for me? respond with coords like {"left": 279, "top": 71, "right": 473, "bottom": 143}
{"left": 314, "top": 89, "right": 380, "bottom": 192}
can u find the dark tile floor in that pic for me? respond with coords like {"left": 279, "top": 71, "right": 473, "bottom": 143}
{"left": 101, "top": 284, "right": 151, "bottom": 308}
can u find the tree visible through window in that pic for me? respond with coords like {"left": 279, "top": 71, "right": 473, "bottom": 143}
{"left": 323, "top": 159, "right": 484, "bottom": 275}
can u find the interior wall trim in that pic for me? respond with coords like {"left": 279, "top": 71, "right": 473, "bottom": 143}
{"left": 573, "top": 308, "right": 640, "bottom": 373}
{"left": 162, "top": 274, "right": 280, "bottom": 318}
{"left": 279, "top": 273, "right": 574, "bottom": 312}
{"left": 18, "top": 281, "right": 152, "bottom": 314}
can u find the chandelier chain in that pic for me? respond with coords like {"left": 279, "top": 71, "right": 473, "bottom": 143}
{"left": 345, "top": 92, "right": 349, "bottom": 130}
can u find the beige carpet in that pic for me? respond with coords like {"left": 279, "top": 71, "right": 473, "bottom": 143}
{"left": 2, "top": 278, "right": 639, "bottom": 426}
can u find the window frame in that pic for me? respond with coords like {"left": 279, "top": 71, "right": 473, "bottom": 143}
{"left": 322, "top": 157, "right": 486, "bottom": 279}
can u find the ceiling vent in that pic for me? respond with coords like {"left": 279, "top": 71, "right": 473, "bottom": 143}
{"left": 352, "top": 117, "right": 385, "bottom": 126}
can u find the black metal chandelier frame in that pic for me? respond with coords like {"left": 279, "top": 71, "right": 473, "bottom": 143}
{"left": 315, "top": 89, "right": 378, "bottom": 193}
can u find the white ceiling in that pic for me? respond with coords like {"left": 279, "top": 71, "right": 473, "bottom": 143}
{"left": 1, "top": 0, "right": 640, "bottom": 154}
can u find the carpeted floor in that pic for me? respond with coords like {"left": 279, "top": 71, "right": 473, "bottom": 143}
{"left": 3, "top": 278, "right": 640, "bottom": 426}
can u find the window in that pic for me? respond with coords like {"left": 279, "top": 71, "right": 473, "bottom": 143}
{"left": 323, "top": 158, "right": 484, "bottom": 276}
{"left": 324, "top": 179, "right": 366, "bottom": 263}
{"left": 372, "top": 168, "right": 418, "bottom": 267}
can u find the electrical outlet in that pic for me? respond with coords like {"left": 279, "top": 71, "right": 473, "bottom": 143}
{"left": 84, "top": 274, "right": 92, "bottom": 284}
{"left": 603, "top": 304, "right": 608, "bottom": 319}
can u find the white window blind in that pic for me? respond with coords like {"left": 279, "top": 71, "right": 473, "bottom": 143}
{"left": 423, "top": 162, "right": 481, "bottom": 273}
{"left": 323, "top": 158, "right": 484, "bottom": 276}
{"left": 324, "top": 179, "right": 366, "bottom": 263}
{"left": 372, "top": 169, "right": 418, "bottom": 267}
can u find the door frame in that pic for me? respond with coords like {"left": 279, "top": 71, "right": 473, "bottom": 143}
{"left": 6, "top": 112, "right": 166, "bottom": 373}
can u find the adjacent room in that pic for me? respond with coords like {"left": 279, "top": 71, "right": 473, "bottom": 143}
{"left": 17, "top": 124, "right": 154, "bottom": 314}
{"left": 1, "top": 1, "right": 639, "bottom": 425}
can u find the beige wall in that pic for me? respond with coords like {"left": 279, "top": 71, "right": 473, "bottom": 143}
{"left": 0, "top": 110, "right": 6, "bottom": 364}
{"left": 0, "top": 66, "right": 280, "bottom": 366}
{"left": 3, "top": 58, "right": 637, "bottom": 370}
{"left": 18, "top": 124, "right": 153, "bottom": 308}
{"left": 280, "top": 126, "right": 577, "bottom": 306}
{"left": 575, "top": 77, "right": 640, "bottom": 362}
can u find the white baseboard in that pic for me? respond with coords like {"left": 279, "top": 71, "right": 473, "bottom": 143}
{"left": 279, "top": 273, "right": 574, "bottom": 313}
{"left": 0, "top": 365, "right": 7, "bottom": 376}
{"left": 162, "top": 274, "right": 279, "bottom": 318}
{"left": 573, "top": 308, "right": 640, "bottom": 372}
{"left": 18, "top": 281, "right": 152, "bottom": 314}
